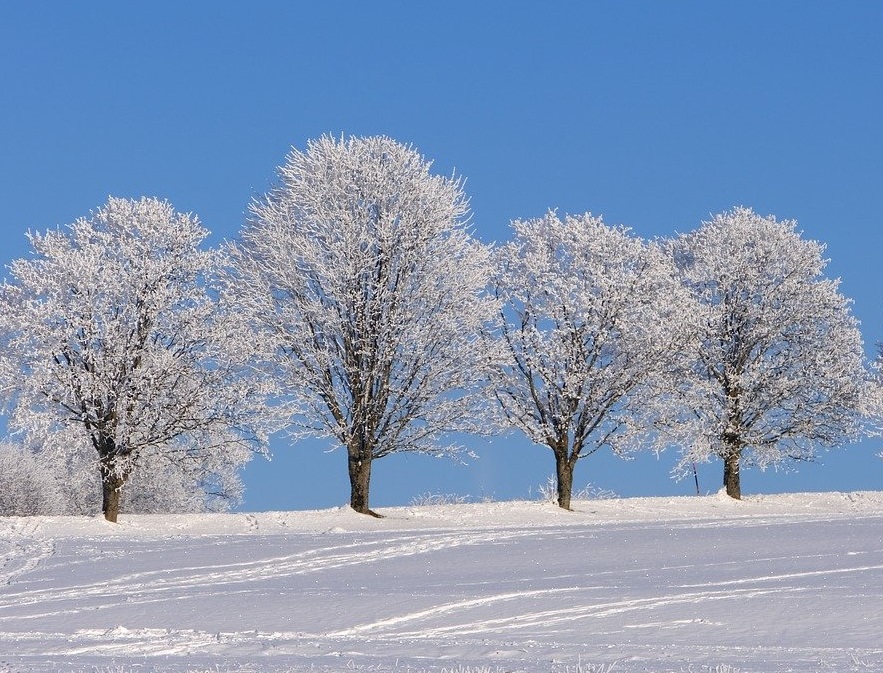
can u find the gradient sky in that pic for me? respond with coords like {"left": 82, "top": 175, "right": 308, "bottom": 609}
{"left": 2, "top": 2, "right": 882, "bottom": 511}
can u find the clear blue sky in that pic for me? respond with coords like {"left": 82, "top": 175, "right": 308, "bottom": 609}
{"left": 2, "top": 2, "right": 882, "bottom": 510}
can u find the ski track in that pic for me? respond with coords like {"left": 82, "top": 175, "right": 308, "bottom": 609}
{"left": 0, "top": 518, "right": 55, "bottom": 589}
{"left": 0, "top": 528, "right": 535, "bottom": 617}
{"left": 364, "top": 585, "right": 811, "bottom": 639}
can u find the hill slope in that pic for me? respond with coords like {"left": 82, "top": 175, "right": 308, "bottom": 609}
{"left": 2, "top": 491, "right": 883, "bottom": 672}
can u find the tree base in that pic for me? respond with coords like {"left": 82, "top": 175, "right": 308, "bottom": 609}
{"left": 351, "top": 506, "right": 384, "bottom": 518}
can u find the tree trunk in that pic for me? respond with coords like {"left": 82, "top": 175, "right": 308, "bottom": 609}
{"left": 101, "top": 470, "right": 125, "bottom": 523}
{"left": 97, "top": 438, "right": 127, "bottom": 523}
{"left": 723, "top": 448, "right": 742, "bottom": 500}
{"left": 348, "top": 452, "right": 381, "bottom": 517}
{"left": 554, "top": 450, "right": 576, "bottom": 511}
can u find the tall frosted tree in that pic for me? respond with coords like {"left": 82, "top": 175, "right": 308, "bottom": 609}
{"left": 492, "top": 211, "right": 694, "bottom": 510}
{"left": 228, "top": 135, "right": 495, "bottom": 516}
{"left": 0, "top": 197, "right": 270, "bottom": 522}
{"left": 671, "top": 207, "right": 866, "bottom": 499}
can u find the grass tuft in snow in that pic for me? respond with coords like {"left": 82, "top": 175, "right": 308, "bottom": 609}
{"left": 553, "top": 659, "right": 618, "bottom": 673}
{"left": 409, "top": 492, "right": 473, "bottom": 506}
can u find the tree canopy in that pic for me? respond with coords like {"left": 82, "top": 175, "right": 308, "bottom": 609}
{"left": 227, "top": 135, "right": 496, "bottom": 515}
{"left": 492, "top": 211, "right": 694, "bottom": 509}
{"left": 670, "top": 207, "right": 867, "bottom": 498}
{"left": 0, "top": 197, "right": 270, "bottom": 521}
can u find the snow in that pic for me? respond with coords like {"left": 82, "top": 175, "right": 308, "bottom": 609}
{"left": 2, "top": 491, "right": 883, "bottom": 672}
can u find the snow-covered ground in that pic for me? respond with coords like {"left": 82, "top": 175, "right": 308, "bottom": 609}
{"left": 2, "top": 491, "right": 882, "bottom": 673}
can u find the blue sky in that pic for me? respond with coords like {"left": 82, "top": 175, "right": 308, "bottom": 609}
{"left": 2, "top": 2, "right": 882, "bottom": 510}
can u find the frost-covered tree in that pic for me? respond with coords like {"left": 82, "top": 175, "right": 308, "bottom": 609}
{"left": 0, "top": 197, "right": 270, "bottom": 522}
{"left": 47, "top": 446, "right": 100, "bottom": 516}
{"left": 492, "top": 211, "right": 694, "bottom": 510}
{"left": 33, "top": 427, "right": 248, "bottom": 515}
{"left": 0, "top": 442, "right": 64, "bottom": 516}
{"left": 869, "top": 347, "right": 883, "bottom": 463}
{"left": 670, "top": 207, "right": 866, "bottom": 499}
{"left": 228, "top": 135, "right": 495, "bottom": 516}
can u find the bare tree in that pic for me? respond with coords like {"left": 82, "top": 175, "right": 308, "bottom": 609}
{"left": 227, "top": 135, "right": 495, "bottom": 516}
{"left": 670, "top": 207, "right": 867, "bottom": 499}
{"left": 492, "top": 211, "right": 694, "bottom": 510}
{"left": 0, "top": 197, "right": 270, "bottom": 521}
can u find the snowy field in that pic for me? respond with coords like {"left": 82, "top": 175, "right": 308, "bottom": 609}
{"left": 2, "top": 492, "right": 883, "bottom": 673}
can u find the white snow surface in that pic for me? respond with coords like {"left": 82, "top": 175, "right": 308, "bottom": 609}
{"left": 1, "top": 491, "right": 882, "bottom": 672}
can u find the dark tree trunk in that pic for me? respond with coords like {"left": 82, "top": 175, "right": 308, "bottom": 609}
{"left": 100, "top": 469, "right": 125, "bottom": 523}
{"left": 723, "top": 448, "right": 742, "bottom": 500}
{"left": 348, "top": 451, "right": 381, "bottom": 517}
{"left": 97, "top": 436, "right": 129, "bottom": 523}
{"left": 555, "top": 452, "right": 576, "bottom": 510}
{"left": 550, "top": 435, "right": 577, "bottom": 511}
